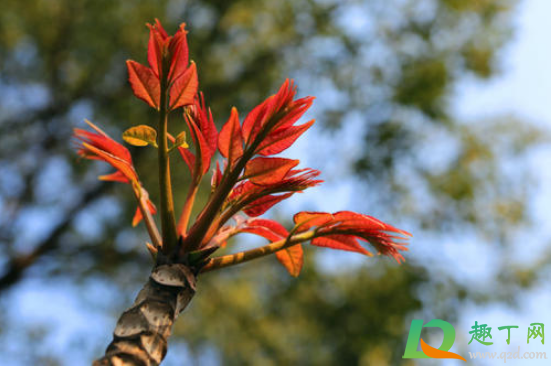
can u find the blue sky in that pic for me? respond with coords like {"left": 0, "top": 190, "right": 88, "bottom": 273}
{"left": 449, "top": 0, "right": 551, "bottom": 364}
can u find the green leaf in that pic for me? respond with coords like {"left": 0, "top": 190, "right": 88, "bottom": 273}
{"left": 123, "top": 125, "right": 158, "bottom": 147}
{"left": 174, "top": 131, "right": 189, "bottom": 148}
{"left": 169, "top": 131, "right": 189, "bottom": 152}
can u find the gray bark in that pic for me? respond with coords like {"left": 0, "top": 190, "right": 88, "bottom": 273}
{"left": 93, "top": 263, "right": 197, "bottom": 366}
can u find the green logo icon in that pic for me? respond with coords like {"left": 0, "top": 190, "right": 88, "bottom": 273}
{"left": 403, "top": 319, "right": 466, "bottom": 361}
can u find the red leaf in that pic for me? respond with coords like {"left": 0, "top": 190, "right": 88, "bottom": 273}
{"left": 168, "top": 133, "right": 195, "bottom": 172}
{"left": 240, "top": 218, "right": 288, "bottom": 241}
{"left": 357, "top": 233, "right": 408, "bottom": 264}
{"left": 293, "top": 210, "right": 411, "bottom": 263}
{"left": 276, "top": 244, "right": 303, "bottom": 277}
{"left": 99, "top": 171, "right": 129, "bottom": 183}
{"left": 211, "top": 161, "right": 223, "bottom": 189}
{"left": 186, "top": 113, "right": 212, "bottom": 175}
{"left": 146, "top": 19, "right": 168, "bottom": 78}
{"left": 168, "top": 23, "right": 190, "bottom": 83}
{"left": 241, "top": 98, "right": 270, "bottom": 145}
{"left": 194, "top": 93, "right": 218, "bottom": 157}
{"left": 74, "top": 128, "right": 131, "bottom": 164}
{"left": 332, "top": 211, "right": 412, "bottom": 237}
{"left": 256, "top": 120, "right": 314, "bottom": 156}
{"left": 272, "top": 168, "right": 322, "bottom": 192}
{"left": 272, "top": 96, "right": 314, "bottom": 131}
{"left": 74, "top": 121, "right": 138, "bottom": 183}
{"left": 240, "top": 218, "right": 303, "bottom": 277}
{"left": 218, "top": 107, "right": 244, "bottom": 167}
{"left": 126, "top": 60, "right": 160, "bottom": 109}
{"left": 244, "top": 157, "right": 299, "bottom": 185}
{"left": 243, "top": 192, "right": 293, "bottom": 217}
{"left": 82, "top": 143, "right": 138, "bottom": 183}
{"left": 293, "top": 211, "right": 334, "bottom": 232}
{"left": 242, "top": 79, "right": 295, "bottom": 144}
{"left": 169, "top": 62, "right": 198, "bottom": 110}
{"left": 312, "top": 235, "right": 372, "bottom": 256}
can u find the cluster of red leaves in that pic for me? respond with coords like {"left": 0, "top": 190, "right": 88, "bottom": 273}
{"left": 293, "top": 211, "right": 411, "bottom": 264}
{"left": 74, "top": 19, "right": 410, "bottom": 277}
{"left": 127, "top": 19, "right": 198, "bottom": 111}
{"left": 74, "top": 121, "right": 157, "bottom": 227}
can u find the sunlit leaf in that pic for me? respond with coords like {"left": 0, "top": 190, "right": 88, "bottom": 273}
{"left": 186, "top": 113, "right": 212, "bottom": 175}
{"left": 239, "top": 219, "right": 303, "bottom": 277}
{"left": 256, "top": 120, "right": 314, "bottom": 156}
{"left": 123, "top": 125, "right": 158, "bottom": 147}
{"left": 275, "top": 244, "right": 303, "bottom": 277}
{"left": 218, "top": 107, "right": 244, "bottom": 168}
{"left": 312, "top": 235, "right": 372, "bottom": 256}
{"left": 146, "top": 19, "right": 167, "bottom": 78}
{"left": 169, "top": 62, "right": 198, "bottom": 110}
{"left": 168, "top": 23, "right": 190, "bottom": 83}
{"left": 240, "top": 218, "right": 288, "bottom": 241}
{"left": 126, "top": 60, "right": 160, "bottom": 109}
{"left": 192, "top": 93, "right": 219, "bottom": 156}
{"left": 293, "top": 211, "right": 333, "bottom": 232}
{"left": 174, "top": 131, "right": 189, "bottom": 149}
{"left": 244, "top": 157, "right": 299, "bottom": 185}
{"left": 243, "top": 192, "right": 294, "bottom": 217}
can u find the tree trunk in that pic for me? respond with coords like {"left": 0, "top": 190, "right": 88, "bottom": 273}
{"left": 93, "top": 263, "right": 197, "bottom": 366}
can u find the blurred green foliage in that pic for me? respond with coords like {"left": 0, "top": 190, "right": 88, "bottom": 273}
{"left": 0, "top": 0, "right": 547, "bottom": 364}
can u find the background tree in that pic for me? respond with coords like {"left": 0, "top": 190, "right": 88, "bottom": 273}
{"left": 0, "top": 0, "right": 546, "bottom": 364}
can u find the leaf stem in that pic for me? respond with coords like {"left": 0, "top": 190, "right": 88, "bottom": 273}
{"left": 177, "top": 178, "right": 199, "bottom": 236}
{"left": 182, "top": 109, "right": 287, "bottom": 252}
{"left": 200, "top": 230, "right": 315, "bottom": 273}
{"left": 158, "top": 60, "right": 178, "bottom": 253}
{"left": 134, "top": 186, "right": 162, "bottom": 249}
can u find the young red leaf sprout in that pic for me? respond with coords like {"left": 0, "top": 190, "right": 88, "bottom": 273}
{"left": 76, "top": 19, "right": 411, "bottom": 365}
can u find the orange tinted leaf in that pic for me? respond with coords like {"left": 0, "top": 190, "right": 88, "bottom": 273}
{"left": 74, "top": 121, "right": 139, "bottom": 184}
{"left": 168, "top": 23, "right": 190, "bottom": 83}
{"left": 211, "top": 161, "right": 223, "bottom": 189}
{"left": 76, "top": 120, "right": 132, "bottom": 162}
{"left": 146, "top": 19, "right": 168, "bottom": 78}
{"left": 126, "top": 60, "right": 160, "bottom": 109}
{"left": 331, "top": 211, "right": 412, "bottom": 237}
{"left": 312, "top": 235, "right": 372, "bottom": 256}
{"left": 99, "top": 171, "right": 129, "bottom": 183}
{"left": 272, "top": 96, "right": 315, "bottom": 131}
{"left": 218, "top": 107, "right": 243, "bottom": 167}
{"left": 242, "top": 80, "right": 296, "bottom": 145}
{"left": 293, "top": 210, "right": 410, "bottom": 263}
{"left": 82, "top": 143, "right": 138, "bottom": 183}
{"left": 123, "top": 125, "right": 158, "bottom": 147}
{"left": 256, "top": 120, "right": 314, "bottom": 156}
{"left": 192, "top": 94, "right": 218, "bottom": 156}
{"left": 243, "top": 192, "right": 293, "bottom": 217}
{"left": 244, "top": 157, "right": 299, "bottom": 185}
{"left": 240, "top": 218, "right": 288, "bottom": 241}
{"left": 275, "top": 244, "right": 303, "bottom": 277}
{"left": 293, "top": 211, "right": 333, "bottom": 232}
{"left": 169, "top": 62, "right": 198, "bottom": 110}
{"left": 241, "top": 97, "right": 272, "bottom": 144}
{"left": 186, "top": 113, "right": 212, "bottom": 175}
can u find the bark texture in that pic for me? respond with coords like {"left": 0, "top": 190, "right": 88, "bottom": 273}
{"left": 93, "top": 263, "right": 197, "bottom": 366}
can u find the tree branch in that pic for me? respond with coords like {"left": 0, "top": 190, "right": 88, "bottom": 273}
{"left": 93, "top": 263, "right": 197, "bottom": 366}
{"left": 0, "top": 182, "right": 109, "bottom": 292}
